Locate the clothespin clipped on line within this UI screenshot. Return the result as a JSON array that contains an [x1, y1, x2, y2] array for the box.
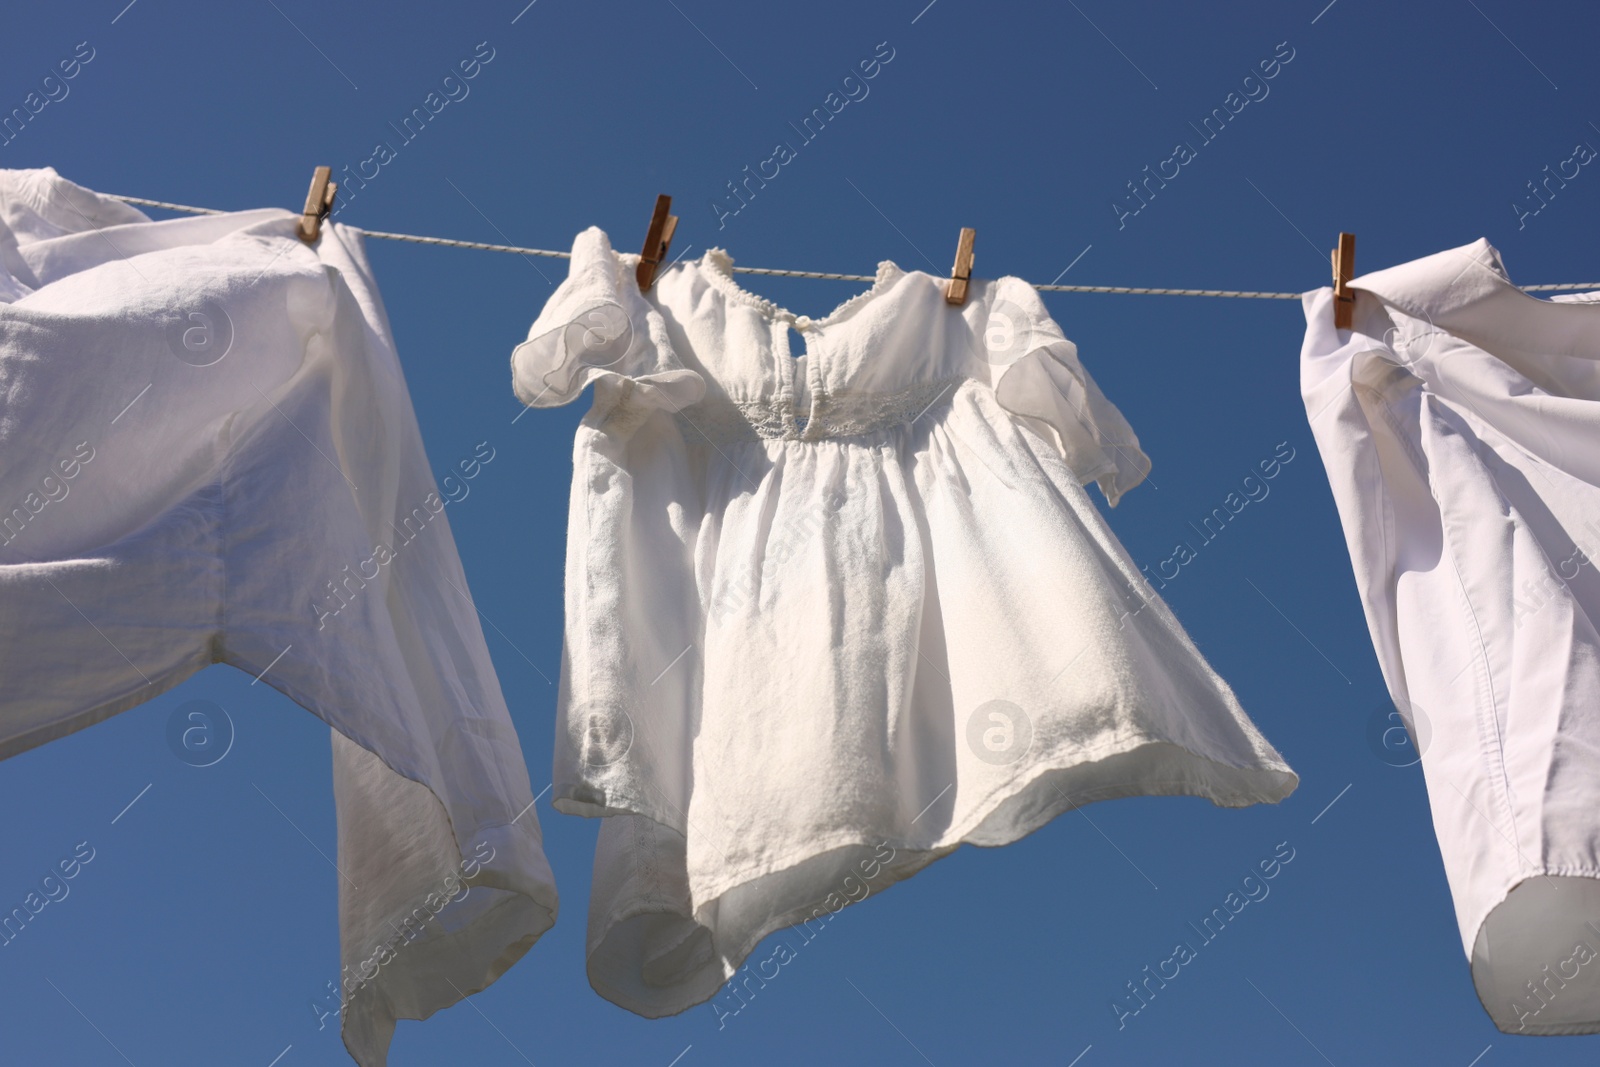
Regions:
[[637, 194, 679, 292], [946, 227, 976, 306], [1331, 232, 1355, 329], [297, 166, 337, 244]]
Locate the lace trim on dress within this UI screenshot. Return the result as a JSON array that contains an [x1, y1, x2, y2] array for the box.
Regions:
[[675, 377, 964, 444], [699, 248, 903, 328]]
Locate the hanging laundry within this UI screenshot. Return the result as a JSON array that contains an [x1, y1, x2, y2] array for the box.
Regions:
[[0, 168, 557, 1066], [1301, 238, 1600, 1034], [514, 226, 1297, 1017]]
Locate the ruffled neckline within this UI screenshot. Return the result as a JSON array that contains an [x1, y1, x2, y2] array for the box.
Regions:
[[697, 247, 903, 329]]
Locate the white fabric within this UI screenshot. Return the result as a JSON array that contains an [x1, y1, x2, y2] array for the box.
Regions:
[[515, 227, 1298, 1017], [0, 168, 557, 1065], [1301, 238, 1600, 1034]]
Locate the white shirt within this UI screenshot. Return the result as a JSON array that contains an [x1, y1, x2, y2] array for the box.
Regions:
[[0, 168, 558, 1065], [1302, 238, 1600, 1034], [516, 227, 1297, 1017]]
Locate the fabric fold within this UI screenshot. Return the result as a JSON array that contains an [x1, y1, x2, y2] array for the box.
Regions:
[[984, 277, 1150, 506], [517, 228, 1296, 1020], [0, 167, 557, 1066], [1300, 237, 1600, 1035], [511, 227, 704, 418]]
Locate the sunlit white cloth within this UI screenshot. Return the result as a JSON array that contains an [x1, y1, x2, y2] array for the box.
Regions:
[[0, 168, 557, 1065], [516, 227, 1297, 1016], [1302, 238, 1600, 1034]]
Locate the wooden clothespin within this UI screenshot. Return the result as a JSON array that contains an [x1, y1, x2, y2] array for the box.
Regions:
[[297, 166, 337, 244], [946, 227, 976, 306], [636, 194, 679, 292], [1331, 232, 1356, 329]]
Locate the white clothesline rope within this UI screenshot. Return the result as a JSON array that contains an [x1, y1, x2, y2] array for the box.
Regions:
[[106, 193, 1600, 299]]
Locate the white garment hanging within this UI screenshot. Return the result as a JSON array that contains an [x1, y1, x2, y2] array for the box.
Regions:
[[1301, 238, 1600, 1034], [515, 227, 1297, 1017], [0, 168, 557, 1066]]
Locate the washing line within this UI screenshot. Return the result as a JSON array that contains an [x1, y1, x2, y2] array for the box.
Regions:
[[106, 193, 1599, 300]]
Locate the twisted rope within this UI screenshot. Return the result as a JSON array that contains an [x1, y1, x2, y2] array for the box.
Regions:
[[104, 194, 1598, 298]]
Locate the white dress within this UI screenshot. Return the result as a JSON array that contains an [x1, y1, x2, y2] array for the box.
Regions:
[[0, 168, 557, 1066], [515, 227, 1297, 1016], [1302, 239, 1600, 1035]]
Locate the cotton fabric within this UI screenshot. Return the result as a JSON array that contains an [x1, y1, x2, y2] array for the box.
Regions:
[[0, 168, 557, 1065], [1301, 238, 1600, 1034], [516, 227, 1297, 1016]]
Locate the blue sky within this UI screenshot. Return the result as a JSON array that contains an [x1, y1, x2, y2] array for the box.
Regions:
[[3, 0, 1599, 1064]]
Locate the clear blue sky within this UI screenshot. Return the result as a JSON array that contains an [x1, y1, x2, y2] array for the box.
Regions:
[[3, 1, 1599, 1064]]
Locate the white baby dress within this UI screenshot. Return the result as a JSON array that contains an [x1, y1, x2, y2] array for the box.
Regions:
[[514, 227, 1298, 1016], [1302, 239, 1600, 1034], [0, 168, 557, 1065]]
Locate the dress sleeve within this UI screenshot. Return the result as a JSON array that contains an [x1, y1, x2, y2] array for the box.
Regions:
[[511, 226, 704, 414], [982, 276, 1151, 506]]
